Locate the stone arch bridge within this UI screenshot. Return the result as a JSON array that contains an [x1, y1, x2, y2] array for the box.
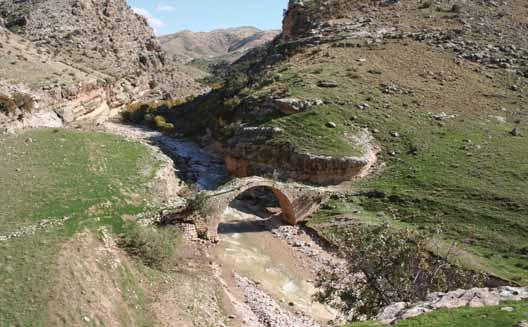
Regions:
[[191, 177, 330, 240]]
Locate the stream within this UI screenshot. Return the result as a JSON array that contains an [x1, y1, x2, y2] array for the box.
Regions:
[[103, 122, 339, 327]]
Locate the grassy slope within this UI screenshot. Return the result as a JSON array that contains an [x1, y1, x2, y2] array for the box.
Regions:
[[0, 129, 160, 325], [347, 300, 528, 327], [256, 39, 528, 284]]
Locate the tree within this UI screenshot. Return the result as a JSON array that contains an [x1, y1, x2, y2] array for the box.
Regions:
[[315, 223, 484, 320]]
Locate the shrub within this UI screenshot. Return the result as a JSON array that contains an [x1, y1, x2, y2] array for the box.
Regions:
[[0, 95, 17, 115], [144, 113, 154, 122], [315, 223, 485, 320], [163, 122, 175, 132], [451, 4, 463, 13], [153, 115, 166, 129], [118, 225, 178, 271], [418, 0, 432, 9], [122, 102, 152, 123], [11, 92, 34, 113]]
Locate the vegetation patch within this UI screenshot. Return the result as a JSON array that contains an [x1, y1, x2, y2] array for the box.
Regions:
[[0, 92, 33, 115], [316, 223, 485, 320], [118, 224, 180, 271]]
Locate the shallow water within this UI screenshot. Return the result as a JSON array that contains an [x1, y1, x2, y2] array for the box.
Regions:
[[216, 207, 337, 323]]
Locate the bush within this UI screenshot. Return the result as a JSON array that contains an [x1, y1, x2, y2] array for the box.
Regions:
[[0, 95, 17, 115], [118, 225, 178, 271], [315, 223, 485, 320], [11, 92, 34, 113], [153, 115, 166, 129], [122, 102, 153, 123], [163, 122, 175, 132], [144, 113, 154, 122]]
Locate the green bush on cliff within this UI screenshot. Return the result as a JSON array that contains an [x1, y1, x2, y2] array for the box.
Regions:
[[0, 95, 17, 115], [11, 92, 34, 113]]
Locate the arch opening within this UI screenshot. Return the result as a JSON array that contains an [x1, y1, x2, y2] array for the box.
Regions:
[[217, 185, 296, 235]]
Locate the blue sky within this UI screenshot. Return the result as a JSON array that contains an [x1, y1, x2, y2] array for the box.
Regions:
[[127, 0, 286, 35]]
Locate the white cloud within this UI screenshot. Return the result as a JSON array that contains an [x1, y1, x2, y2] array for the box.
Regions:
[[156, 3, 176, 12], [132, 7, 165, 30]]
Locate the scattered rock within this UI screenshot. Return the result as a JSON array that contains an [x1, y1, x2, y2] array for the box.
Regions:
[[326, 121, 337, 128], [433, 112, 457, 121], [376, 302, 408, 324], [272, 98, 322, 114], [511, 128, 522, 136], [377, 287, 528, 324], [515, 321, 528, 327], [317, 80, 339, 88], [390, 131, 400, 138]]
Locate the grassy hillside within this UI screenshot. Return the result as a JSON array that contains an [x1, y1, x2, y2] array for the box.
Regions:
[[347, 300, 528, 327], [291, 40, 528, 284], [0, 129, 160, 324], [146, 20, 528, 285]]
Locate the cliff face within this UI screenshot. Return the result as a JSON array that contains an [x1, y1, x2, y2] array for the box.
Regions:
[[282, 0, 357, 40], [0, 0, 203, 129]]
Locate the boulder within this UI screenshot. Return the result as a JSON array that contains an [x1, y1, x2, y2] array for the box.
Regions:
[[317, 80, 339, 88], [376, 302, 407, 324]]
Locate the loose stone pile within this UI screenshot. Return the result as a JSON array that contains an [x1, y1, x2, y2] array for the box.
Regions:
[[376, 286, 528, 324], [236, 274, 321, 327], [0, 216, 71, 241]]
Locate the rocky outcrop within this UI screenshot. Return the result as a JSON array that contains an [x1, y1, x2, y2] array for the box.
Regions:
[[224, 127, 378, 185], [0, 0, 203, 129], [376, 287, 528, 324]]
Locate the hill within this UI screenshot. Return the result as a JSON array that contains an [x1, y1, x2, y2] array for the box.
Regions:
[[138, 0, 528, 288], [159, 26, 280, 64]]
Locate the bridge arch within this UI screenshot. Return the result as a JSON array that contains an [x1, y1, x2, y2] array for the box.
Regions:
[[224, 185, 297, 225], [198, 177, 328, 240]]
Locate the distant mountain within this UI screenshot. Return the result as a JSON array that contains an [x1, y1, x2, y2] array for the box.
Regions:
[[159, 27, 280, 64]]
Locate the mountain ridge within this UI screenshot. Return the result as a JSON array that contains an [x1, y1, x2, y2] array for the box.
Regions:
[[159, 26, 280, 64]]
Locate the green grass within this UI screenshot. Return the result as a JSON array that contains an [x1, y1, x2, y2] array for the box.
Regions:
[[0, 128, 162, 325], [269, 104, 367, 157], [271, 42, 528, 285], [346, 301, 528, 327]]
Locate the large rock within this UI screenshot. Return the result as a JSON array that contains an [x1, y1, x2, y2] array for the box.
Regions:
[[224, 127, 378, 185], [377, 287, 528, 324], [271, 97, 323, 115], [376, 302, 407, 324]]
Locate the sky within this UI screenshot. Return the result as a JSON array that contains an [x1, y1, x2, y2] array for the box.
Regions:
[[127, 0, 286, 36]]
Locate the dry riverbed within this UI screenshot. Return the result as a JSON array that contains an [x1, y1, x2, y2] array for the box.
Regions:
[[101, 121, 345, 326]]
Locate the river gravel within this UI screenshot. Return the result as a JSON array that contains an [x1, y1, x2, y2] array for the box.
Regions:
[[236, 274, 321, 327]]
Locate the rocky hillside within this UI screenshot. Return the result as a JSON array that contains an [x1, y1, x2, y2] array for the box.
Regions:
[[159, 26, 280, 64], [0, 0, 203, 130]]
